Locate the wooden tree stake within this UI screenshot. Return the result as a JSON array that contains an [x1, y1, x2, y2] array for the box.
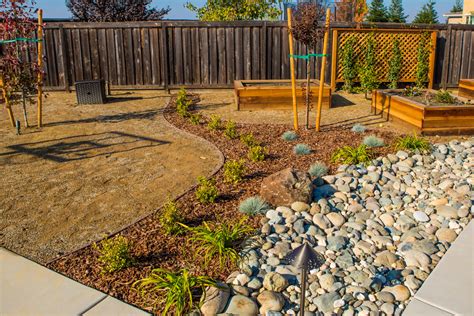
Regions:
[[37, 9, 44, 128], [287, 8, 298, 131], [1, 75, 16, 127], [316, 8, 331, 132]]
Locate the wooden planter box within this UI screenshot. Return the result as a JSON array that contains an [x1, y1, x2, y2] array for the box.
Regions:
[[459, 79, 474, 100], [234, 80, 332, 111], [372, 89, 474, 135]]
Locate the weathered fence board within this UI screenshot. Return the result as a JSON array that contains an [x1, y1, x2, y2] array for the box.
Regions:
[[36, 21, 473, 90]]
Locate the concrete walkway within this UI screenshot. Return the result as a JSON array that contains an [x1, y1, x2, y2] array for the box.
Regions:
[[404, 220, 473, 316], [0, 248, 150, 316]]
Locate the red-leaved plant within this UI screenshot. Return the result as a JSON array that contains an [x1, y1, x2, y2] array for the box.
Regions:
[[0, 0, 43, 112]]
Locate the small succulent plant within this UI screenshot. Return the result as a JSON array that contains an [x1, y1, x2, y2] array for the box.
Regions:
[[308, 162, 328, 178], [238, 196, 270, 215], [351, 123, 366, 133], [281, 131, 298, 141], [293, 143, 311, 155], [363, 135, 385, 147]]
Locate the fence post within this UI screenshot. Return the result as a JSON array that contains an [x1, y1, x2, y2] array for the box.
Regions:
[[160, 22, 170, 94], [261, 21, 267, 80], [441, 25, 452, 90], [59, 24, 70, 92]]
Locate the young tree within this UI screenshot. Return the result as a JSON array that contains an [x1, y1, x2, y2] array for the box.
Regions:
[[413, 0, 439, 24], [186, 0, 281, 21], [451, 0, 463, 12], [290, 0, 326, 128], [359, 34, 379, 99], [0, 0, 43, 127], [388, 0, 408, 23], [66, 0, 170, 21], [367, 0, 388, 22]]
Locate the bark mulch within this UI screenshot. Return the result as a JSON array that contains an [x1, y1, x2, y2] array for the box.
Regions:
[[48, 95, 400, 314]]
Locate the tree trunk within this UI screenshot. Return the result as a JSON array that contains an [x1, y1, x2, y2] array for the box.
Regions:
[[21, 91, 29, 127], [305, 57, 311, 129]]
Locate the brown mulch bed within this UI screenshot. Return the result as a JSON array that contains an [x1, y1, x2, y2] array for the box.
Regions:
[[48, 96, 400, 314]]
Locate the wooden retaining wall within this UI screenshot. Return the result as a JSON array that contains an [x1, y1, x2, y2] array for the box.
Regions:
[[26, 22, 474, 90]]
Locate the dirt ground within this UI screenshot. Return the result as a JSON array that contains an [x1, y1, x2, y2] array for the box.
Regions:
[[0, 91, 222, 263]]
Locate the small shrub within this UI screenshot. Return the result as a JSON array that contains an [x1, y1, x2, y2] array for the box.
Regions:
[[189, 113, 202, 125], [247, 145, 267, 162], [281, 131, 298, 141], [342, 36, 357, 92], [195, 176, 218, 203], [240, 133, 259, 147], [180, 217, 253, 267], [403, 85, 422, 97], [351, 123, 366, 133], [363, 135, 385, 147], [159, 199, 184, 235], [94, 236, 133, 273], [224, 120, 239, 139], [434, 90, 455, 104], [394, 133, 430, 151], [293, 143, 311, 155], [207, 114, 221, 131], [331, 144, 373, 165], [176, 88, 191, 117], [223, 159, 246, 184], [308, 162, 328, 178], [238, 196, 269, 215], [133, 268, 216, 315]]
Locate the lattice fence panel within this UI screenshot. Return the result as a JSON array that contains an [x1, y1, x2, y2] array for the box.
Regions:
[[334, 29, 436, 83]]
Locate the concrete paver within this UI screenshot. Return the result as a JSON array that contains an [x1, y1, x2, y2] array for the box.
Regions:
[[404, 220, 473, 316], [0, 248, 149, 316]]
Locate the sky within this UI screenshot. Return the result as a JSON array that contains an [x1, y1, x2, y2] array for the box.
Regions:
[[36, 0, 456, 22]]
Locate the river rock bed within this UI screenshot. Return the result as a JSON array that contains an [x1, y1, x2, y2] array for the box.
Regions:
[[202, 139, 473, 315]]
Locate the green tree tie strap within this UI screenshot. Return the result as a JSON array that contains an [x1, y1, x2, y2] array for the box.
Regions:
[[289, 53, 328, 59], [0, 37, 42, 44]]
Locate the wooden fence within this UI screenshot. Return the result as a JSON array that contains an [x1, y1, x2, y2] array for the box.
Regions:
[[40, 21, 474, 90]]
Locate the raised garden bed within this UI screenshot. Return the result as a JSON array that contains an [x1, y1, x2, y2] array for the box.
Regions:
[[372, 89, 474, 135], [458, 79, 474, 100], [234, 79, 332, 111]]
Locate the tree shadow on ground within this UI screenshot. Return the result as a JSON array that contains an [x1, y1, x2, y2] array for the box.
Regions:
[[1, 131, 170, 163], [45, 109, 164, 127]]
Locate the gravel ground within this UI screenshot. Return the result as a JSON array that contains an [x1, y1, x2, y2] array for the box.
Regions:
[[0, 91, 222, 263]]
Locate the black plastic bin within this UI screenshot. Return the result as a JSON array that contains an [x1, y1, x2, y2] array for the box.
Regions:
[[75, 79, 107, 104]]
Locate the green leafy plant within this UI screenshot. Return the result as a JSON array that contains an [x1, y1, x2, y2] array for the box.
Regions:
[[186, 0, 281, 22], [394, 133, 430, 151], [359, 34, 379, 98], [224, 120, 239, 139], [195, 176, 218, 203], [388, 37, 402, 89], [133, 268, 216, 316], [207, 114, 222, 131], [159, 199, 184, 235], [308, 162, 328, 178], [223, 159, 246, 184], [240, 132, 259, 147], [434, 90, 455, 104], [403, 85, 422, 97], [176, 88, 192, 117], [331, 144, 373, 165], [180, 217, 253, 267], [93, 236, 133, 273], [415, 32, 431, 88], [281, 131, 298, 141], [189, 113, 202, 125], [342, 36, 358, 92], [248, 145, 267, 162], [351, 123, 366, 133], [238, 196, 270, 215], [294, 143, 311, 155], [363, 135, 385, 147]]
